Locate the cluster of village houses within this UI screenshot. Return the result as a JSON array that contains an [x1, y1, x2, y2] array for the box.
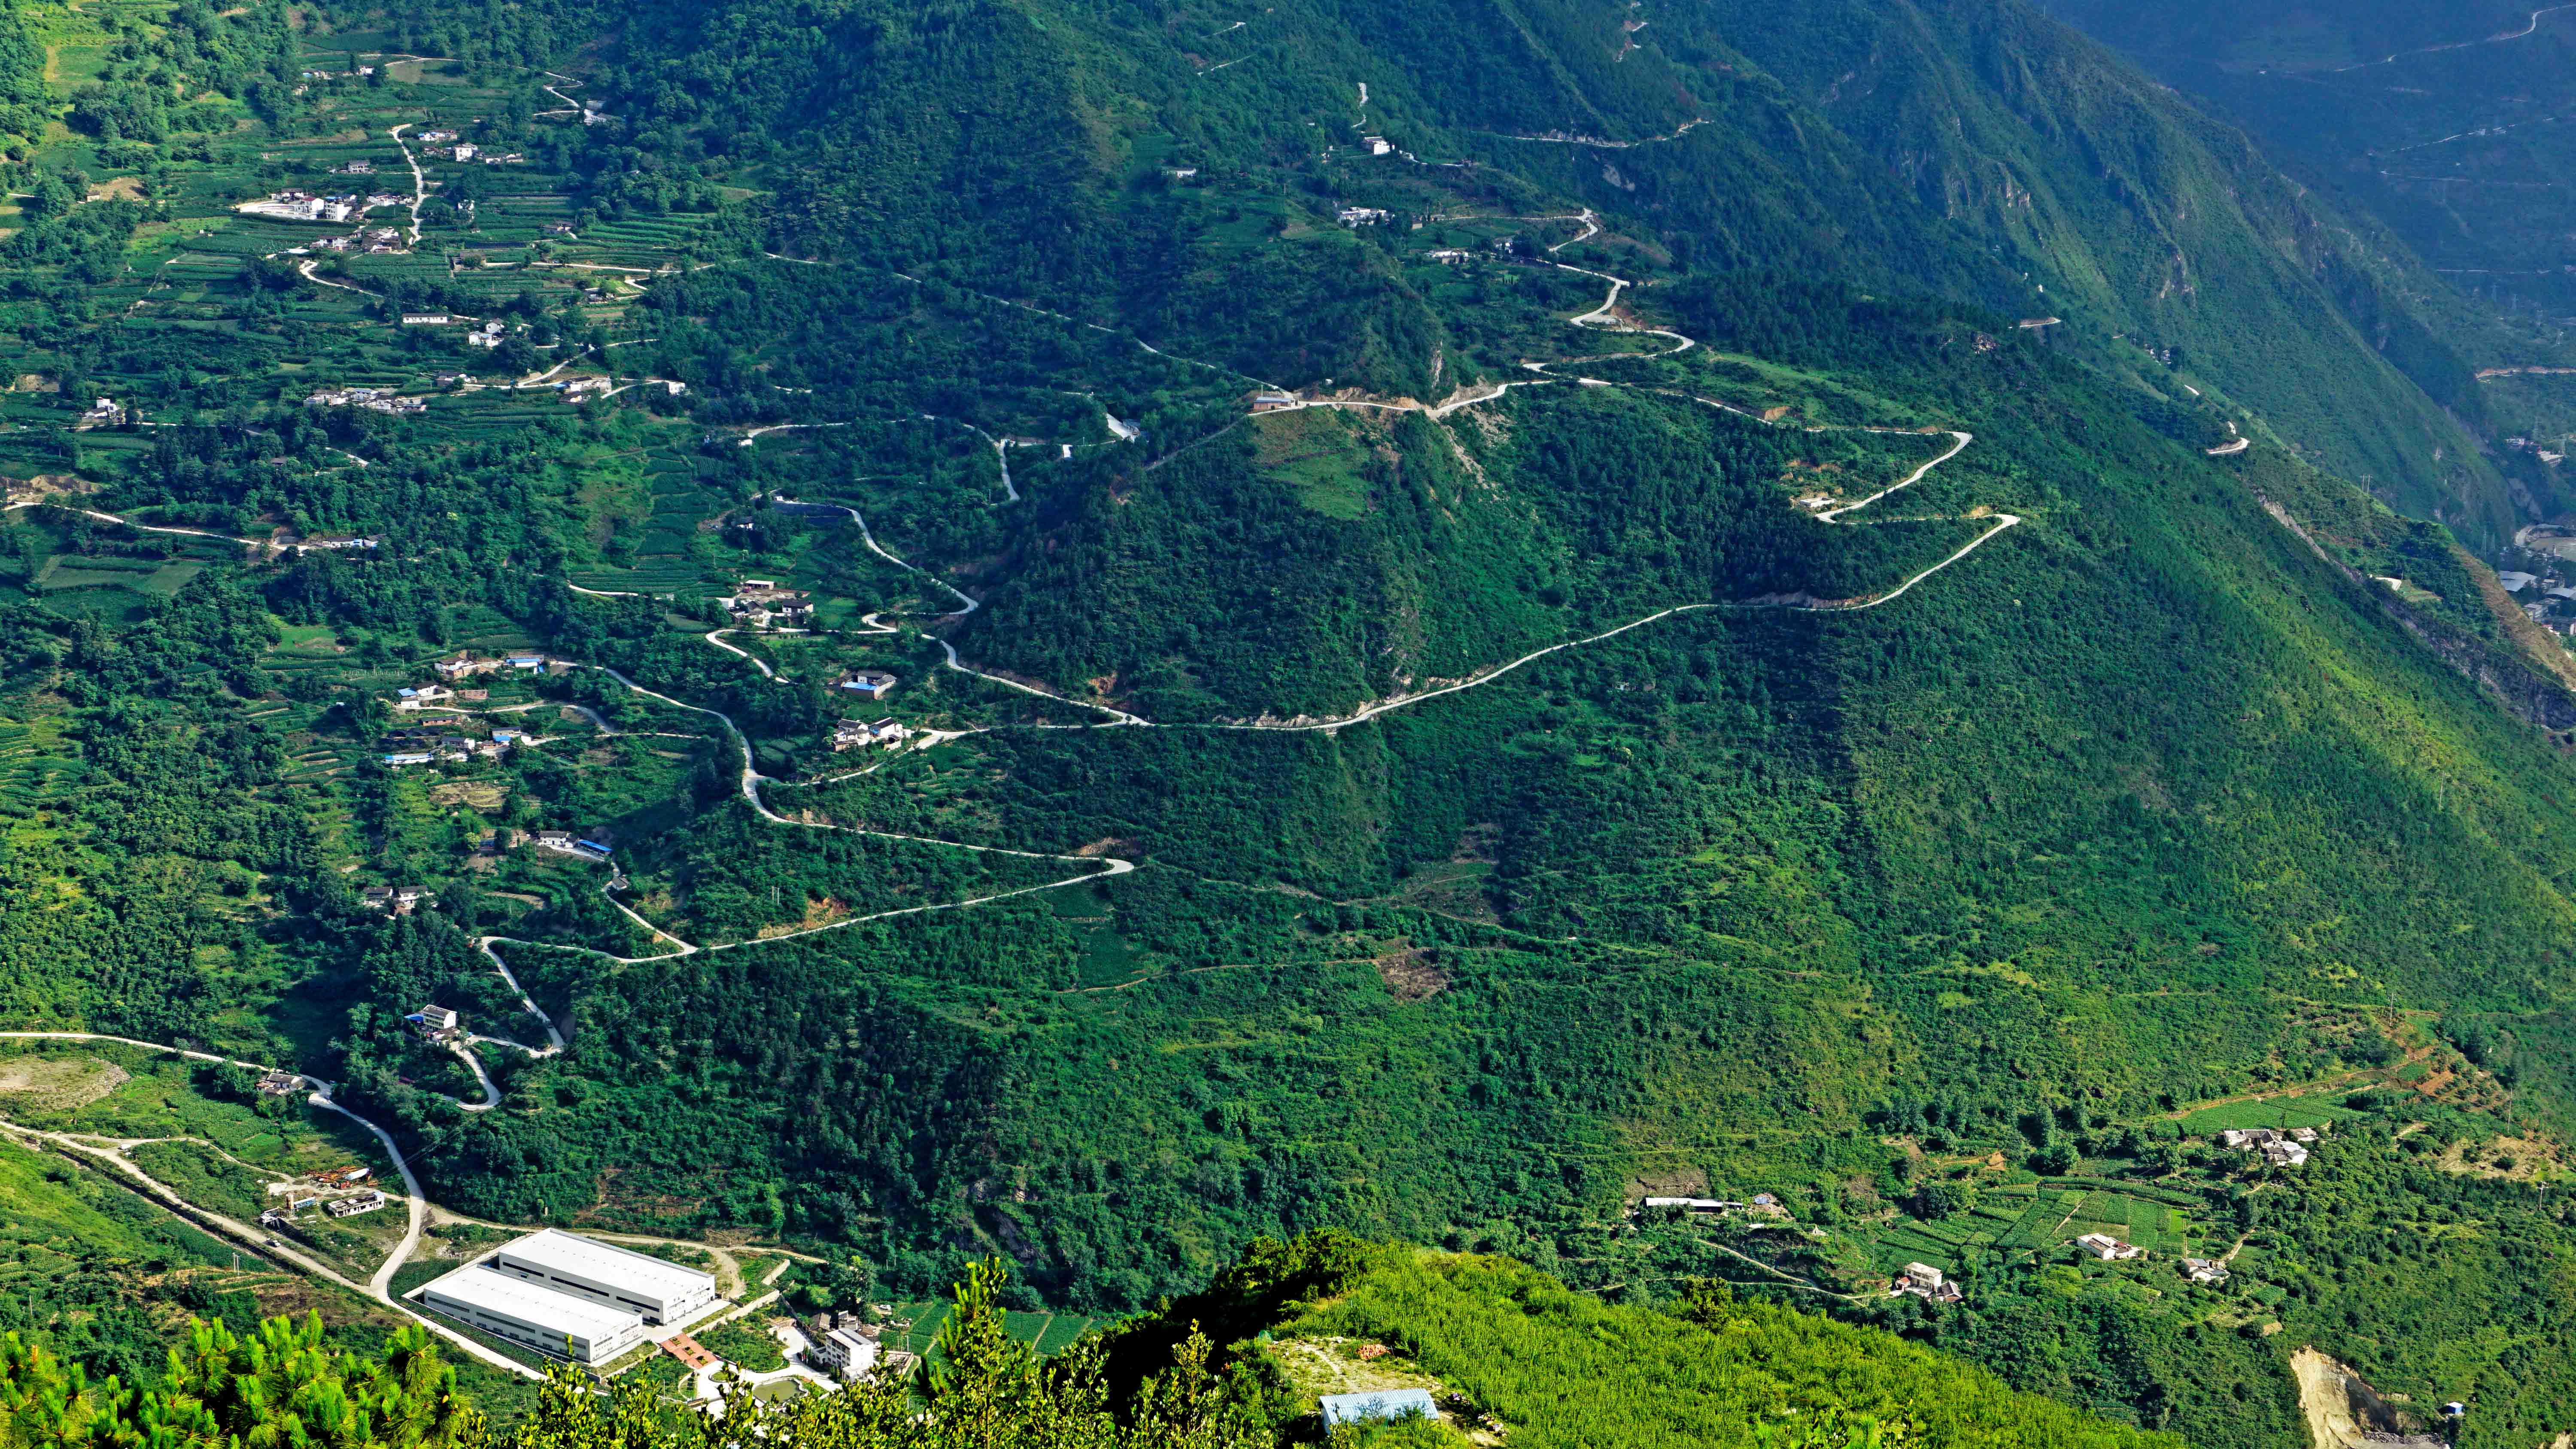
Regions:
[[2218, 1126, 2318, 1167], [373, 366, 647, 404], [242, 189, 408, 224], [377, 659, 560, 765], [378, 720, 521, 766], [240, 185, 416, 256], [1891, 1262, 1966, 1303], [256, 1162, 387, 1230], [830, 717, 907, 752], [307, 386, 427, 415], [415, 130, 528, 164], [1889, 1243, 2229, 1306], [372, 642, 913, 854], [1651, 1123, 2323, 1308], [533, 831, 615, 862], [307, 227, 409, 255], [2488, 568, 2576, 637], [2505, 434, 2566, 467], [361, 884, 435, 914], [1425, 237, 1547, 267], [425, 653, 556, 682], [722, 580, 814, 629], [828, 671, 908, 752], [1887, 1130, 2324, 1298]]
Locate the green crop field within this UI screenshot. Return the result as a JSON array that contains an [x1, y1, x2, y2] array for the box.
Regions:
[[2178, 1097, 2369, 1135]]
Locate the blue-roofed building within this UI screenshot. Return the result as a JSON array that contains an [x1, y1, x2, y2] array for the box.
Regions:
[[1318, 1389, 1439, 1430]]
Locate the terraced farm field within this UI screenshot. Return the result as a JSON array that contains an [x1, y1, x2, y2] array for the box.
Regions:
[[2178, 1095, 2369, 1136], [878, 1300, 1100, 1362]]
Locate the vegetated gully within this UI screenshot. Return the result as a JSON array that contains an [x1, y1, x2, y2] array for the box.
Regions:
[[2, 219, 2015, 1376]]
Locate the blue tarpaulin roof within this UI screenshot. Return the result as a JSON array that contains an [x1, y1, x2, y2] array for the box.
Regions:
[[1318, 1389, 1438, 1428]]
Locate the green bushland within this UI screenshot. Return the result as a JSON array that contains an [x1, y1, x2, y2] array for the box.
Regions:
[[2, 1243, 2179, 1448], [1240, 1240, 2175, 1449], [696, 1317, 785, 1374]]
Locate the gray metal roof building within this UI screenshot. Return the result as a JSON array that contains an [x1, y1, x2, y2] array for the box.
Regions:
[[419, 1263, 649, 1364], [489, 1228, 720, 1325]]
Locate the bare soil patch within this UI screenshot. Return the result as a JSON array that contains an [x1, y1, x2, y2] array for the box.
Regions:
[[0, 1055, 127, 1110], [1375, 946, 1451, 1001], [2438, 1133, 2560, 1182], [756, 896, 848, 938], [427, 781, 506, 809], [2291, 1347, 2445, 1449]]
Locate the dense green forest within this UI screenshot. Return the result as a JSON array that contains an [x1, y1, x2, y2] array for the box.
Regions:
[[3, 0, 2576, 1442]]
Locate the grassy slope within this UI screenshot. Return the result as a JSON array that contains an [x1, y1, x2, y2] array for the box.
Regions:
[[2034, 0, 2576, 517], [1282, 1249, 2180, 1448]]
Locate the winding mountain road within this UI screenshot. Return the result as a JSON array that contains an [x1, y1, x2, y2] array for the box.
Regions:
[[0, 205, 2036, 1355], [703, 629, 775, 677], [2330, 3, 2576, 69], [0, 1031, 542, 1381], [298, 260, 383, 298], [389, 124, 428, 245], [3, 500, 271, 551]]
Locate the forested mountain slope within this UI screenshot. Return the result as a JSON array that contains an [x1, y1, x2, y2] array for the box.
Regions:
[[3, 0, 2576, 1443], [1677, 0, 2538, 539], [433, 0, 2556, 543], [2035, 0, 2576, 527], [2038, 0, 2576, 326]]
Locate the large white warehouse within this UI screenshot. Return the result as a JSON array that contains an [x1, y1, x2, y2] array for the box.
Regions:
[[490, 1228, 720, 1325], [419, 1262, 649, 1364]]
